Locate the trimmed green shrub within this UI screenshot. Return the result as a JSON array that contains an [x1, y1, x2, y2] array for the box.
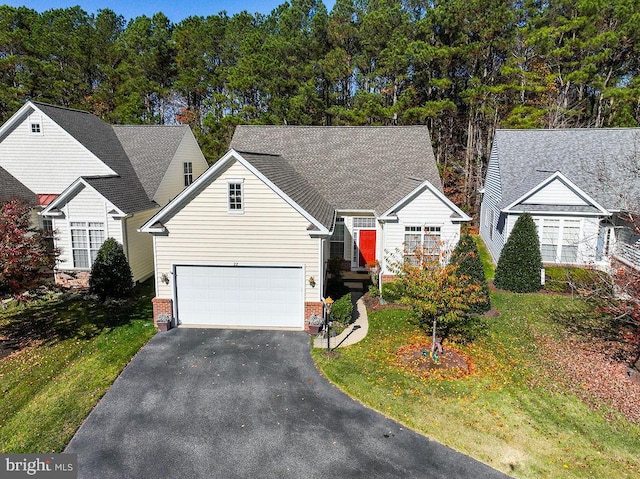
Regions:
[[330, 293, 353, 324], [381, 281, 405, 303], [544, 266, 611, 295], [89, 238, 133, 301], [450, 234, 491, 312], [494, 213, 542, 292]]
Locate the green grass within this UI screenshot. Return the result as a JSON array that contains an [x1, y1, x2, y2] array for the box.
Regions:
[[0, 282, 156, 452], [312, 292, 640, 478], [473, 234, 495, 281]]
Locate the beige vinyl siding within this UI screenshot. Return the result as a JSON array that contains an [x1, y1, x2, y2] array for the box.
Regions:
[[55, 186, 123, 270], [124, 208, 158, 282], [154, 160, 321, 303], [382, 186, 462, 274], [0, 112, 113, 194], [522, 178, 589, 206], [154, 131, 209, 206]]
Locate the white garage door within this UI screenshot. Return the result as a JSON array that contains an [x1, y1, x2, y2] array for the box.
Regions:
[[174, 265, 304, 329]]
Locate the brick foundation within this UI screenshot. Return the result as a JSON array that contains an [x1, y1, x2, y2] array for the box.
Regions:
[[152, 297, 173, 327], [304, 301, 324, 332], [380, 274, 397, 284]]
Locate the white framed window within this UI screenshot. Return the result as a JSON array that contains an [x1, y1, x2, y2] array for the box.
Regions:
[[228, 180, 244, 213], [183, 162, 193, 186], [330, 218, 345, 258], [30, 122, 42, 134], [41, 217, 54, 251], [535, 217, 581, 263], [70, 221, 105, 268], [404, 226, 441, 263], [353, 217, 376, 228]]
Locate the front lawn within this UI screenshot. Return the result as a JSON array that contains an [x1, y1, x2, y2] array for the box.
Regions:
[[0, 282, 156, 452], [312, 292, 640, 478]]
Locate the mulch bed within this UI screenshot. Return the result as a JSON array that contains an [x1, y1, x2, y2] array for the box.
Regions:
[[396, 343, 473, 380], [362, 294, 409, 312]]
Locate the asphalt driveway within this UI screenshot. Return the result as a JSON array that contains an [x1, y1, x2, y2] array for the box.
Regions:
[[66, 328, 507, 478]]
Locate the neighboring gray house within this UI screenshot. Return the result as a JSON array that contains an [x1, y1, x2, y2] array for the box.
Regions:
[[141, 126, 470, 329], [480, 128, 640, 270], [0, 101, 208, 285]]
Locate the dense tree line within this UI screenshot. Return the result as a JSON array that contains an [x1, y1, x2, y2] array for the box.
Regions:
[[1, 0, 639, 216]]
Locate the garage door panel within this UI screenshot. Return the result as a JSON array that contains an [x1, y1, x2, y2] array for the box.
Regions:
[[175, 265, 303, 329]]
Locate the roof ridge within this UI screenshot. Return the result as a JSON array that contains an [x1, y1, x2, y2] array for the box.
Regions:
[[30, 101, 94, 115], [112, 124, 188, 128], [497, 127, 640, 132]]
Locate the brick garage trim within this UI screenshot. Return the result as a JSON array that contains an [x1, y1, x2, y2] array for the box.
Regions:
[[304, 302, 323, 332], [152, 297, 173, 327]]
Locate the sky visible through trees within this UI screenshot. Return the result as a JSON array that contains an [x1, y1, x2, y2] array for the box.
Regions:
[[1, 0, 638, 216]]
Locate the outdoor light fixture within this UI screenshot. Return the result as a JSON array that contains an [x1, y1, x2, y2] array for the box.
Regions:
[[323, 297, 334, 351], [160, 272, 170, 285], [308, 276, 316, 288]]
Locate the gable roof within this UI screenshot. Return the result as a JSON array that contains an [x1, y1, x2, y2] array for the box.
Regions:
[[238, 152, 335, 230], [113, 125, 190, 201], [15, 101, 186, 214], [230, 126, 443, 216], [492, 128, 640, 212], [0, 165, 37, 205], [140, 149, 334, 234]]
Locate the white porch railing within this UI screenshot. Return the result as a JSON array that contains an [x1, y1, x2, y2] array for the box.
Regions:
[[613, 242, 640, 270]]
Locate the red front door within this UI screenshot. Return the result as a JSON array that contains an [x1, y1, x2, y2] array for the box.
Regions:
[[358, 230, 377, 267]]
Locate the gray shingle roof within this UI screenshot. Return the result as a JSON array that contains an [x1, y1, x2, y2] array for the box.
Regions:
[[113, 125, 189, 201], [239, 152, 335, 230], [0, 165, 37, 205], [31, 102, 159, 213], [493, 128, 640, 211], [230, 126, 441, 217]]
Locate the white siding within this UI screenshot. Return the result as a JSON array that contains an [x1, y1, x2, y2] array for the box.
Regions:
[[124, 208, 158, 282], [0, 112, 113, 194], [154, 130, 209, 206], [505, 214, 602, 266], [480, 154, 505, 263], [153, 160, 321, 304], [54, 186, 123, 270], [382, 186, 462, 274], [522, 178, 589, 206]]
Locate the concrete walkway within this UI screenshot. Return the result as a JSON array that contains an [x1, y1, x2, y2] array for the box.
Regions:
[[313, 293, 368, 349]]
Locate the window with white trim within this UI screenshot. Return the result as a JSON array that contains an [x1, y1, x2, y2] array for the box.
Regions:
[[30, 122, 41, 134], [70, 221, 105, 268], [228, 181, 243, 212], [330, 218, 345, 258], [41, 217, 54, 252], [353, 217, 376, 228], [535, 217, 581, 263], [404, 226, 441, 263], [183, 162, 193, 186]]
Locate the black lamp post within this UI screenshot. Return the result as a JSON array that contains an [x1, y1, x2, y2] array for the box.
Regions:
[[323, 297, 334, 351]]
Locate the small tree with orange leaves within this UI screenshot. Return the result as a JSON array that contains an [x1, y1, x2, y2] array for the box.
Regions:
[[390, 244, 487, 351]]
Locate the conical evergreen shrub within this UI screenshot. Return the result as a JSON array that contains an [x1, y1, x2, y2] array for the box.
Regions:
[[450, 233, 491, 312], [89, 238, 133, 300], [494, 213, 542, 292]]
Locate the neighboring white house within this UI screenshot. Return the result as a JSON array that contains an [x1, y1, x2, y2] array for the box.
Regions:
[[480, 128, 640, 270], [141, 126, 470, 330], [0, 101, 208, 285]]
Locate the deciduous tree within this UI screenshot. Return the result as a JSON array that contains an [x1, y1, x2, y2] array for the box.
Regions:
[[0, 199, 57, 293]]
